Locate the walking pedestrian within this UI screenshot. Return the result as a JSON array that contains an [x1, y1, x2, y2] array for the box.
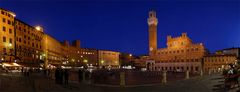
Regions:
[[64, 69, 69, 85]]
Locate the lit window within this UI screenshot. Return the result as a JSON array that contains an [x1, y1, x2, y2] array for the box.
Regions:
[[9, 38, 12, 43], [3, 36, 6, 42], [40, 56, 42, 60], [7, 20, 11, 25], [9, 29, 12, 34], [2, 26, 6, 31], [2, 18, 6, 23]]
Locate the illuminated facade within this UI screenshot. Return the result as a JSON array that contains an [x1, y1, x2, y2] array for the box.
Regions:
[[43, 37, 99, 67], [0, 8, 120, 68], [77, 48, 98, 67], [98, 50, 120, 67], [43, 35, 67, 67], [215, 47, 240, 58], [147, 10, 207, 72], [0, 8, 15, 62], [15, 20, 45, 66], [203, 54, 237, 72]]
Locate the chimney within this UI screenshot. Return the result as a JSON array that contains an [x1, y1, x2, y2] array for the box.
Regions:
[[167, 35, 172, 41], [63, 40, 70, 46], [72, 40, 81, 48], [182, 33, 187, 37]]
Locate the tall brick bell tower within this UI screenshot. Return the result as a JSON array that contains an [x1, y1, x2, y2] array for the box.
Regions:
[[148, 10, 158, 58]]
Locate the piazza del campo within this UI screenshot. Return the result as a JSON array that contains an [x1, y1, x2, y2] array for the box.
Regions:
[[0, 0, 239, 92]]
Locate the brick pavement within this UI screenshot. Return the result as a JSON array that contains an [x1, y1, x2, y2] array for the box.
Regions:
[[0, 72, 239, 92]]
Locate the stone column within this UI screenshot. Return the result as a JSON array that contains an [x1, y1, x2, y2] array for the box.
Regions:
[[120, 72, 125, 87], [185, 70, 189, 79], [162, 71, 167, 83], [208, 69, 211, 75], [200, 69, 203, 77]]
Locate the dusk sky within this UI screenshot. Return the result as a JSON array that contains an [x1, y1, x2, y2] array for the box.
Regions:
[[0, 0, 239, 55]]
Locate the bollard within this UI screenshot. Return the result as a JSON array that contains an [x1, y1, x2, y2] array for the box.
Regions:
[[185, 70, 189, 79], [162, 71, 167, 83], [120, 72, 125, 87], [82, 71, 86, 83], [200, 70, 203, 77], [208, 70, 211, 75]]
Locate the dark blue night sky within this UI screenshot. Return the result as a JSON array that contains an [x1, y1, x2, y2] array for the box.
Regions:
[[0, 0, 239, 55]]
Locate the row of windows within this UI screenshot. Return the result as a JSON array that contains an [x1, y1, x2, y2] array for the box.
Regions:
[[2, 36, 13, 43], [68, 50, 96, 55], [204, 58, 234, 62], [16, 36, 41, 42], [102, 52, 118, 55], [82, 52, 95, 55], [19, 33, 42, 41], [15, 21, 35, 30], [16, 48, 43, 58], [2, 48, 13, 54], [158, 48, 199, 55], [169, 41, 186, 47], [17, 52, 42, 58], [16, 42, 42, 49], [2, 18, 14, 25], [157, 59, 200, 63], [2, 26, 13, 34], [153, 66, 199, 71], [1, 10, 14, 18], [2, 27, 42, 43]]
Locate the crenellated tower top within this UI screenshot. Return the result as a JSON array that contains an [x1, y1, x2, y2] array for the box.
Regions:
[[147, 10, 158, 26]]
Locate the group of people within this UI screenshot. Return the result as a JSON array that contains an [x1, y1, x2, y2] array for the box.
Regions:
[[22, 67, 33, 77], [223, 64, 240, 89], [78, 69, 91, 83], [55, 68, 69, 85]]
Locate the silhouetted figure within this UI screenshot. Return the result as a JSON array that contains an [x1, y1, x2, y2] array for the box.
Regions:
[[85, 70, 91, 84], [26, 68, 30, 77], [59, 69, 64, 84], [64, 69, 69, 85], [78, 69, 83, 83], [47, 69, 51, 77], [55, 68, 60, 84], [21, 67, 24, 74]]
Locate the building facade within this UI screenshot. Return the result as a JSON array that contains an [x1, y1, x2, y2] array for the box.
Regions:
[[0, 8, 122, 69], [0, 8, 15, 62], [15, 20, 45, 66], [215, 47, 240, 58], [98, 50, 120, 67], [147, 11, 207, 72], [203, 54, 237, 72], [149, 33, 206, 72], [43, 35, 67, 67]]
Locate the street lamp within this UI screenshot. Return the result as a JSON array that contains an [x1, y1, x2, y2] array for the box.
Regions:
[[35, 26, 41, 31], [101, 60, 104, 64], [9, 43, 12, 47], [7, 43, 13, 62], [83, 59, 88, 63]]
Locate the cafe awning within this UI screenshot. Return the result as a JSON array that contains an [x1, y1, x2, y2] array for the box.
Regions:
[[2, 62, 21, 67]]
